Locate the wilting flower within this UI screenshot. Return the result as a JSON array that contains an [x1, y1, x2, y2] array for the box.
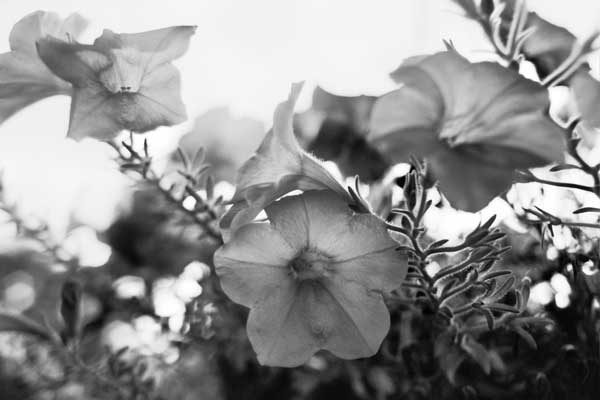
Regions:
[[219, 83, 352, 238], [369, 49, 565, 212], [37, 25, 196, 140], [214, 190, 407, 367], [0, 10, 87, 124]]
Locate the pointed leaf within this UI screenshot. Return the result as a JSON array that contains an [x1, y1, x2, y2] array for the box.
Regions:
[[0, 312, 55, 342]]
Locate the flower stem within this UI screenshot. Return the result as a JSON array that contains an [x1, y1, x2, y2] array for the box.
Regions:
[[110, 139, 223, 244]]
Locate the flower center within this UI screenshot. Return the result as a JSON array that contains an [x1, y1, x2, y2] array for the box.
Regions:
[[289, 249, 332, 281]]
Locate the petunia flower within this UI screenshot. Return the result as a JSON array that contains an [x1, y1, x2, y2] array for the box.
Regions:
[[219, 83, 352, 239], [0, 10, 87, 124], [369, 49, 565, 212], [214, 190, 407, 367], [36, 25, 196, 140]]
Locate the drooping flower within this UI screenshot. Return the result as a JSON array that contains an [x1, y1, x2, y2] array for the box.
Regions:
[[214, 190, 407, 367], [0, 11, 87, 124], [37, 25, 196, 140], [219, 83, 352, 238], [369, 49, 565, 212]]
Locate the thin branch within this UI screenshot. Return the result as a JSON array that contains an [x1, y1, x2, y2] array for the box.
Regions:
[[111, 139, 223, 244]]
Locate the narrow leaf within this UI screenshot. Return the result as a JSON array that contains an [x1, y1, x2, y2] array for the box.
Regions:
[[0, 313, 55, 342]]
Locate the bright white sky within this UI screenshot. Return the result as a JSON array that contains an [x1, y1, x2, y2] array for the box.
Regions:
[[0, 0, 598, 236]]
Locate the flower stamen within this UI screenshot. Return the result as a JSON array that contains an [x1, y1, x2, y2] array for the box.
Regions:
[[289, 249, 332, 281]]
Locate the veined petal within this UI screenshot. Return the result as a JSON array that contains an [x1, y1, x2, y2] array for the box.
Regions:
[[319, 276, 390, 359], [67, 86, 120, 140], [94, 26, 196, 70], [214, 222, 296, 306], [220, 83, 350, 237], [439, 61, 565, 161], [246, 281, 314, 367], [67, 65, 186, 140], [248, 278, 389, 367], [333, 246, 406, 293], [266, 191, 405, 274], [122, 64, 187, 132]]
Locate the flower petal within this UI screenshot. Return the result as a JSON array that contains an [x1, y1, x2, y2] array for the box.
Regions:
[[391, 50, 469, 118], [246, 281, 314, 367], [0, 52, 70, 122], [37, 37, 111, 86], [0, 11, 87, 124], [571, 71, 600, 129], [332, 245, 406, 293], [369, 62, 445, 162], [429, 146, 517, 212], [247, 278, 390, 367], [266, 191, 403, 266], [220, 83, 350, 238], [214, 222, 296, 306], [67, 86, 121, 140], [319, 277, 390, 359], [94, 26, 196, 70], [443, 61, 565, 161], [10, 11, 87, 56], [123, 64, 187, 132]]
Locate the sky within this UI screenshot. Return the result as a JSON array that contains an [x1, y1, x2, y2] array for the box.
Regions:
[[0, 0, 599, 236]]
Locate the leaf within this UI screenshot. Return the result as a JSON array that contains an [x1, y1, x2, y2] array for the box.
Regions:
[[479, 307, 495, 330], [484, 302, 520, 314], [550, 163, 581, 172], [481, 270, 512, 281], [0, 312, 55, 342], [60, 279, 82, 342], [429, 239, 449, 249], [490, 276, 516, 301], [461, 335, 492, 374], [513, 326, 538, 349], [435, 330, 466, 385], [573, 207, 600, 214]]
